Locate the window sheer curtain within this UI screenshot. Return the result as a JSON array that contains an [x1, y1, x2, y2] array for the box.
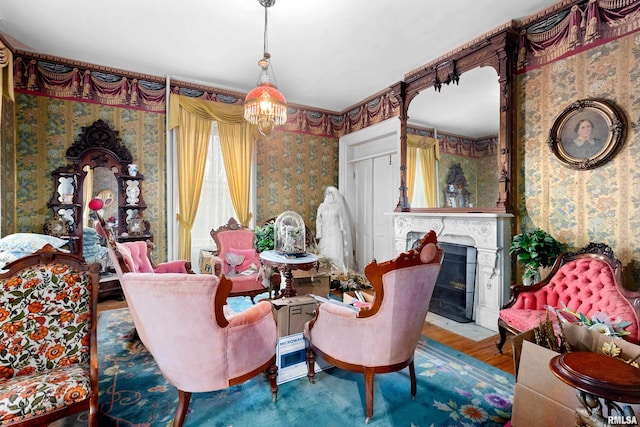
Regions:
[[407, 135, 439, 207], [168, 93, 257, 260]]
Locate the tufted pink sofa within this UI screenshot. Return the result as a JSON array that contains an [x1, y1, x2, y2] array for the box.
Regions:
[[497, 243, 640, 353]]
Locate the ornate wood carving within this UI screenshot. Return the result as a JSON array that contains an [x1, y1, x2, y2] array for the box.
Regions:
[[398, 24, 519, 213]]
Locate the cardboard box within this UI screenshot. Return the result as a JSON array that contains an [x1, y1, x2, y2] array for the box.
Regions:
[[271, 296, 317, 337], [510, 323, 640, 426], [198, 249, 216, 274], [276, 332, 332, 384], [292, 268, 331, 298]]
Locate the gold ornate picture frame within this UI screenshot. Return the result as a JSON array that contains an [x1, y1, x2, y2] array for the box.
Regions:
[[127, 215, 148, 236], [548, 98, 626, 170], [44, 216, 70, 237]]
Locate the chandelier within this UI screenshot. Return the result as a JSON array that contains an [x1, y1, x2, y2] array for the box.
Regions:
[[244, 0, 287, 136]]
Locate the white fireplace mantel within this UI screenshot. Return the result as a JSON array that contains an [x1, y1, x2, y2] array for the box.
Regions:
[[391, 212, 513, 331]]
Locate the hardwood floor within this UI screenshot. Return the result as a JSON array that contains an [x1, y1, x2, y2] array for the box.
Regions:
[[421, 321, 515, 375], [97, 299, 515, 375]]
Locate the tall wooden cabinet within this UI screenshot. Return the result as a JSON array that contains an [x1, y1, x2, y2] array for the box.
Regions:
[[46, 119, 152, 257]]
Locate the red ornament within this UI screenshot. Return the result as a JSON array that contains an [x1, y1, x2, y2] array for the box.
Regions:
[[88, 198, 104, 211]]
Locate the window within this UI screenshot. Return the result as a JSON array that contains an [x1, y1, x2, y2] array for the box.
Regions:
[[190, 123, 235, 270]]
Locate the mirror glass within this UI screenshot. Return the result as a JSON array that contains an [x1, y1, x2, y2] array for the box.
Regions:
[[406, 66, 500, 209], [57, 177, 75, 204], [82, 165, 119, 228]]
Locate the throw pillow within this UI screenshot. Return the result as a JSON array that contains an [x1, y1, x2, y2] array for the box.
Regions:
[[227, 248, 257, 274], [0, 233, 69, 253]]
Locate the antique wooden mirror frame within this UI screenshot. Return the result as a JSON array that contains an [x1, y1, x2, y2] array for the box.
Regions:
[[392, 24, 519, 213], [47, 119, 149, 256]]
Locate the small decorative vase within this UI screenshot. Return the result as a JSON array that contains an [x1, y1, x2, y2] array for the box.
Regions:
[[523, 269, 541, 286], [128, 163, 138, 176]]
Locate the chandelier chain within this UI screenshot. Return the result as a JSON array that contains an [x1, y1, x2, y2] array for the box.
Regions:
[[263, 2, 269, 56]]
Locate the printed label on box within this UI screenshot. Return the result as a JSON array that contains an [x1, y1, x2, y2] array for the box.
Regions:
[[276, 333, 331, 384]]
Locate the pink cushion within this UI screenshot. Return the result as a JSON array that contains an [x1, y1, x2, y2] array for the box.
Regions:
[[503, 258, 640, 343], [116, 241, 155, 273], [154, 260, 189, 273]]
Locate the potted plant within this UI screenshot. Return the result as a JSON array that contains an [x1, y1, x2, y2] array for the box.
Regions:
[[510, 228, 566, 285], [254, 222, 275, 252]]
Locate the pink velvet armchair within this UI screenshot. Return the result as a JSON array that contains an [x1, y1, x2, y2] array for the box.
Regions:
[[210, 218, 267, 302], [304, 231, 443, 423], [97, 214, 193, 279], [497, 242, 640, 353], [119, 272, 278, 427]]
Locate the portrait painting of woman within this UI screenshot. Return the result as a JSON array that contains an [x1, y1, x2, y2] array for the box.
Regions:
[[560, 113, 608, 159], [549, 98, 626, 170]]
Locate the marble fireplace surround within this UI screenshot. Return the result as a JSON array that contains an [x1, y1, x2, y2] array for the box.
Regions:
[[392, 212, 513, 331]]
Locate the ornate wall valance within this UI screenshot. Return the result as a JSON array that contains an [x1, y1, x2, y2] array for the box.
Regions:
[[408, 127, 497, 158], [517, 0, 640, 70], [9, 50, 401, 138]]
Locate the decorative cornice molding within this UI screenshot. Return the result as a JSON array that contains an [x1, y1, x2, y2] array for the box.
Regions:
[[404, 21, 516, 81]]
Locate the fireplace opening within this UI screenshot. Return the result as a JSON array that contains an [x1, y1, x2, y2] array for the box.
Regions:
[[406, 233, 478, 323], [431, 242, 477, 323]]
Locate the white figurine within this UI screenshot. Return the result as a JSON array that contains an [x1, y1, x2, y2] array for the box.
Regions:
[[316, 186, 355, 272]]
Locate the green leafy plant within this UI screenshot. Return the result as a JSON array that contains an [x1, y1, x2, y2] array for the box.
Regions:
[[254, 222, 275, 252], [510, 228, 566, 280]]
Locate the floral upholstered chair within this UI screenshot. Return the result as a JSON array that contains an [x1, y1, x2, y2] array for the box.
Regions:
[[119, 271, 278, 427], [304, 231, 443, 423], [497, 242, 640, 353], [210, 218, 267, 302], [0, 244, 100, 426]]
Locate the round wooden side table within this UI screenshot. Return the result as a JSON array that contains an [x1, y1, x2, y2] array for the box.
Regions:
[[550, 351, 640, 426], [259, 250, 318, 298]]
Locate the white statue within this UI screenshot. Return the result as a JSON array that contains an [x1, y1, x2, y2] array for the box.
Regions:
[[316, 186, 355, 273]]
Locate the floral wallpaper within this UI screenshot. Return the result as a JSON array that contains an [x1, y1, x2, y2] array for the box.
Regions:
[[1, 95, 15, 235], [11, 92, 337, 260], [516, 32, 640, 287], [438, 152, 498, 208], [255, 130, 339, 235], [13, 94, 168, 260]]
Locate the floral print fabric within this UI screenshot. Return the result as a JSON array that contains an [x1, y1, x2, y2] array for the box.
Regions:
[[0, 263, 92, 424]]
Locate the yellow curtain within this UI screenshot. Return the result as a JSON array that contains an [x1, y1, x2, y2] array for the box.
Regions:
[[407, 135, 440, 207], [407, 144, 417, 203], [83, 166, 94, 227], [168, 94, 256, 258], [0, 40, 14, 130], [175, 109, 212, 259], [218, 123, 253, 225]]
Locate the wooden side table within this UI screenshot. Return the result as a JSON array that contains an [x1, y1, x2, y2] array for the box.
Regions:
[[550, 352, 640, 426], [259, 250, 318, 298]]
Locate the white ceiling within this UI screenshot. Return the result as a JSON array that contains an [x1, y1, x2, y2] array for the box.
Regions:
[[0, 0, 559, 136]]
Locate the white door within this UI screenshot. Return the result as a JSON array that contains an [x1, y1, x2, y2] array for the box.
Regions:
[[339, 119, 401, 272], [372, 153, 398, 262], [352, 158, 373, 271]]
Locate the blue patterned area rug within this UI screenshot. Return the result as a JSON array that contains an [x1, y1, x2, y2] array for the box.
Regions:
[[73, 295, 515, 426]]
